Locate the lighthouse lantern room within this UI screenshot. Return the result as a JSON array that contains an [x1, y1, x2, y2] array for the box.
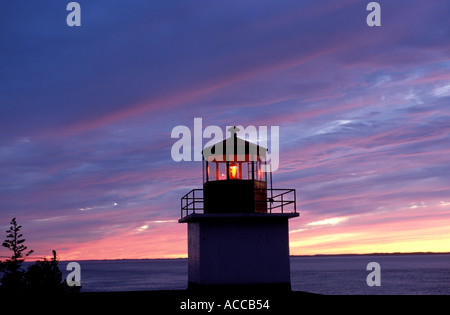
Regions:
[[202, 128, 269, 214]]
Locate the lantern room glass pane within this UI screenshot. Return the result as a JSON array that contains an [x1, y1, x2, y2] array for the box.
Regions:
[[241, 162, 250, 180], [218, 162, 227, 180], [206, 162, 216, 181]]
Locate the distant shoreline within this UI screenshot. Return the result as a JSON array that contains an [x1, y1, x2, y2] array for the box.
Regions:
[[49, 251, 450, 262], [291, 251, 450, 258]]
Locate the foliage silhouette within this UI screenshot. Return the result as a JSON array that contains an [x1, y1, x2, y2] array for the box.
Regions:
[[0, 218, 80, 295], [2, 217, 34, 261], [24, 250, 66, 294], [0, 217, 33, 293]]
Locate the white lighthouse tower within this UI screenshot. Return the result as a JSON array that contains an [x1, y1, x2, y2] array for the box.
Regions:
[[179, 129, 298, 290]]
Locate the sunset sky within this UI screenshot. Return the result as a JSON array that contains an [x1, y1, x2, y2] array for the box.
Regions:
[[1, 0, 450, 260]]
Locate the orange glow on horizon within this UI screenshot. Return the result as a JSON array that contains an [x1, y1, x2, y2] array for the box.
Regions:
[[47, 204, 450, 261]]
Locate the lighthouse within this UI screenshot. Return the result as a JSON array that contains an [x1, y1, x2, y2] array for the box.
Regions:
[[179, 128, 298, 290]]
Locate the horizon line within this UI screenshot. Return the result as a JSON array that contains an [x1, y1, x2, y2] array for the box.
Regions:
[[13, 251, 450, 262]]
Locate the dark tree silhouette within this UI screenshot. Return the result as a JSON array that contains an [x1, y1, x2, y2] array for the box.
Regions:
[[2, 217, 34, 262], [1, 218, 80, 295], [24, 250, 68, 293], [0, 217, 34, 293]]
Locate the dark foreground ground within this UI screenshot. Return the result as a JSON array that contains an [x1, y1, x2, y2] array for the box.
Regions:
[[8, 287, 318, 313], [4, 287, 438, 312], [78, 288, 317, 313]]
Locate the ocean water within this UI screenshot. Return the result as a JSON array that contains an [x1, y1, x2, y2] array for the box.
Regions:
[[60, 255, 450, 295], [290, 254, 450, 295]]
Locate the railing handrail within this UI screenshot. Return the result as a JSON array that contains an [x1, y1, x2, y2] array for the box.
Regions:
[[259, 188, 296, 213], [181, 189, 204, 218], [180, 188, 296, 218]]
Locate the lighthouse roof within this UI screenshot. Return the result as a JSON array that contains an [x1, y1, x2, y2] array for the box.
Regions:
[[202, 131, 267, 161]]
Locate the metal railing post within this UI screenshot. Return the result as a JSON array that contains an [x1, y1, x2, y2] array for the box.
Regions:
[[294, 189, 297, 213]]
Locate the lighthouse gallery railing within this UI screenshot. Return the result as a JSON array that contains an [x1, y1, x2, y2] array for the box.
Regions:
[[181, 188, 296, 218]]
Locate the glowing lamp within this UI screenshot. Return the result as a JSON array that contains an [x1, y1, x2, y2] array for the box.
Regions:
[[229, 163, 238, 179]]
